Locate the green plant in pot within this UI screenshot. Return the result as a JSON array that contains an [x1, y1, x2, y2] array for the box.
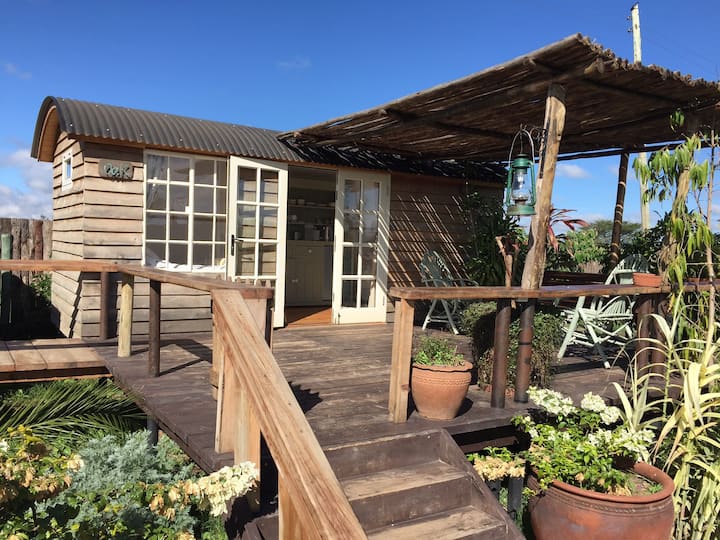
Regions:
[[411, 335, 473, 420], [513, 387, 674, 540]]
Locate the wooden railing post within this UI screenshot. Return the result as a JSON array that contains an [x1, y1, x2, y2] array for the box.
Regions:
[[279, 482, 306, 540], [99, 271, 110, 340], [514, 300, 535, 403], [389, 298, 415, 423], [491, 299, 512, 408], [634, 293, 653, 374], [118, 273, 134, 357], [149, 279, 161, 377]]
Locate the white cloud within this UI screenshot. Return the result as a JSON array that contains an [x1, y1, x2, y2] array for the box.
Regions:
[[0, 148, 52, 218], [277, 56, 311, 71], [557, 163, 591, 179], [4, 63, 32, 80]]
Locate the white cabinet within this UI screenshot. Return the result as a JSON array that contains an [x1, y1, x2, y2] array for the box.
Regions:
[[285, 241, 332, 306]]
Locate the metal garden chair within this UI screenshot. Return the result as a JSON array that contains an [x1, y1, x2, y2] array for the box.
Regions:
[[419, 250, 478, 334], [556, 255, 649, 367]]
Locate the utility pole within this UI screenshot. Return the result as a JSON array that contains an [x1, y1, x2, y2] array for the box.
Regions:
[[631, 2, 651, 230]]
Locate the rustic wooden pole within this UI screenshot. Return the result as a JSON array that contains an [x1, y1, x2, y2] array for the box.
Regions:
[[389, 298, 415, 422], [149, 279, 161, 377], [609, 152, 629, 269], [491, 299, 512, 408], [99, 271, 110, 340], [521, 83, 567, 290], [0, 233, 11, 330], [147, 417, 159, 446], [278, 482, 306, 540], [514, 300, 535, 403], [118, 274, 134, 357]]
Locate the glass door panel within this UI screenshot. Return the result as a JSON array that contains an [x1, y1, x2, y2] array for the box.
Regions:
[[228, 157, 287, 328], [332, 170, 389, 324]]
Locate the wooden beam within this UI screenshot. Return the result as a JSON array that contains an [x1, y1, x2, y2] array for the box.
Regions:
[[491, 299, 512, 408], [521, 83, 567, 289], [148, 280, 161, 377], [117, 273, 134, 357], [388, 298, 415, 423], [609, 152, 629, 268], [514, 300, 535, 403], [99, 271, 110, 340]]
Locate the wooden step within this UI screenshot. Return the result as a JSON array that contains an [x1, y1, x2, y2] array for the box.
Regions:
[[342, 459, 473, 531], [367, 505, 508, 540]]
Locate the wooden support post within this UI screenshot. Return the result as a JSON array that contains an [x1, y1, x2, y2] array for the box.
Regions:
[[650, 294, 667, 375], [279, 481, 306, 540], [149, 279, 161, 377], [635, 294, 653, 374], [147, 417, 159, 446], [491, 299, 512, 408], [0, 233, 11, 331], [609, 152, 629, 268], [514, 300, 535, 403], [237, 385, 261, 513], [521, 83, 567, 289], [118, 273, 134, 357], [99, 271, 110, 340], [389, 298, 415, 423]]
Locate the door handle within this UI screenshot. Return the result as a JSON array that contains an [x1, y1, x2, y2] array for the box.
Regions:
[[230, 234, 235, 256]]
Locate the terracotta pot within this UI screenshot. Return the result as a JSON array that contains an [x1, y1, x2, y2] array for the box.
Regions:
[[633, 272, 662, 287], [528, 462, 675, 540], [411, 361, 473, 420]]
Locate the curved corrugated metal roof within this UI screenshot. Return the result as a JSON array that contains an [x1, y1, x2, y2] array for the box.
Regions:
[[31, 96, 303, 162]]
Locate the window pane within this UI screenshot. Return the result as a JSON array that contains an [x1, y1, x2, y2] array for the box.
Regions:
[[362, 213, 378, 243], [361, 246, 377, 276], [260, 170, 278, 203], [145, 213, 166, 240], [237, 167, 257, 202], [215, 217, 226, 242], [344, 179, 361, 210], [194, 185, 213, 213], [194, 216, 213, 241], [195, 160, 214, 185], [344, 213, 360, 242], [216, 187, 227, 214], [194, 244, 212, 266], [215, 243, 226, 265], [145, 242, 165, 264], [343, 246, 358, 276], [259, 207, 277, 239], [238, 245, 255, 276], [360, 280, 377, 307], [236, 205, 256, 238], [217, 161, 227, 186], [169, 184, 189, 212], [259, 244, 277, 275], [146, 155, 167, 180], [168, 243, 188, 265], [146, 183, 167, 211], [342, 280, 358, 308], [169, 214, 188, 240], [169, 157, 190, 183], [363, 181, 380, 212]]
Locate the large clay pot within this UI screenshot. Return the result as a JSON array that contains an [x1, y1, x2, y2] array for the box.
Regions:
[[411, 361, 473, 420], [528, 462, 675, 540]]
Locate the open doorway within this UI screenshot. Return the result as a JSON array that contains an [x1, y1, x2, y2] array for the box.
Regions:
[[285, 166, 336, 326]]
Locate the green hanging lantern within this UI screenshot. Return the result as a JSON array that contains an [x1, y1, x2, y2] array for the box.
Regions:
[[505, 130, 537, 216]]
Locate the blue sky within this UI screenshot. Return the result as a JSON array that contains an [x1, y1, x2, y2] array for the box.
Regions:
[[1, 0, 718, 226]]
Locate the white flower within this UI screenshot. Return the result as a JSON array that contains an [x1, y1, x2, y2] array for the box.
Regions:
[[580, 392, 606, 412], [0, 440, 7, 453], [599, 406, 621, 425], [528, 387, 577, 416]]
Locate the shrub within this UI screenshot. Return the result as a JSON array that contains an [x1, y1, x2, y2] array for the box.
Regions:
[[461, 303, 563, 389], [413, 335, 465, 367]]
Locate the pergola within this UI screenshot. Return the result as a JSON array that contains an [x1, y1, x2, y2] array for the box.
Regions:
[[282, 33, 720, 288]]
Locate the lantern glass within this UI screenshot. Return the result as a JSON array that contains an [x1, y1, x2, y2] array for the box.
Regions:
[[511, 167, 530, 204]]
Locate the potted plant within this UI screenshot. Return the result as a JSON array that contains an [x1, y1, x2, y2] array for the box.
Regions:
[[411, 335, 473, 420], [510, 387, 674, 540]]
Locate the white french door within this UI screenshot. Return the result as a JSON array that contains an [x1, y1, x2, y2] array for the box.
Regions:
[[227, 157, 287, 328], [332, 169, 390, 324]]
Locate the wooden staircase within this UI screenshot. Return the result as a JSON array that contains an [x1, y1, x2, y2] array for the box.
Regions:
[[242, 429, 523, 539]]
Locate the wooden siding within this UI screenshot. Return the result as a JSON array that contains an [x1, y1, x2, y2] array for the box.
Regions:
[[49, 137, 213, 338], [388, 173, 500, 288]]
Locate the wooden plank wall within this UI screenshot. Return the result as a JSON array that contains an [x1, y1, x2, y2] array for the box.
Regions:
[[388, 173, 500, 288], [50, 136, 212, 338], [0, 217, 52, 275]]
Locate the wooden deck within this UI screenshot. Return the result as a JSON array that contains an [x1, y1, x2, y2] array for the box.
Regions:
[[96, 323, 627, 470], [0, 338, 108, 383]]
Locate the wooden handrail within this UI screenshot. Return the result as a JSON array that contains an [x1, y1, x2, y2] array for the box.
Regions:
[[212, 289, 366, 540]]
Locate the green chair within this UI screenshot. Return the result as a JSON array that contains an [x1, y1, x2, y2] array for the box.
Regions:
[[557, 255, 649, 367], [419, 250, 477, 334]]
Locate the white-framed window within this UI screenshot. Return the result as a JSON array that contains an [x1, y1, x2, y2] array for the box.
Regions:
[[144, 151, 228, 272], [61, 151, 73, 191]]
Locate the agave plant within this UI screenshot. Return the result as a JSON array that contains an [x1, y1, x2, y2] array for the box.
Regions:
[[0, 379, 145, 448]]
